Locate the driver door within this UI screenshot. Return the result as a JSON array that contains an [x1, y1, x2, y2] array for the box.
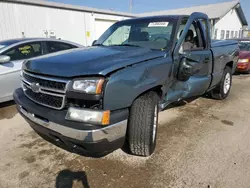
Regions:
[[0, 42, 42, 102], [166, 13, 213, 103]]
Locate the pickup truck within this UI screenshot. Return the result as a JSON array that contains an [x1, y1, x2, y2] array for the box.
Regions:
[[14, 12, 238, 157]]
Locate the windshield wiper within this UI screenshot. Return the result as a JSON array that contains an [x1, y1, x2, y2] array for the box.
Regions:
[[111, 44, 141, 47]]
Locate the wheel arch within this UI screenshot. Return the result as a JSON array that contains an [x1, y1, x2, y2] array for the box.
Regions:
[[132, 85, 163, 103], [225, 61, 233, 69]]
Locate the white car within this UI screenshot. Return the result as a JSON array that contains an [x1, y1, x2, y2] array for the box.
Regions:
[[0, 38, 82, 103]]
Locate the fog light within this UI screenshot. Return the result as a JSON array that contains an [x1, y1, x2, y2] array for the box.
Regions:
[[65, 107, 110, 125]]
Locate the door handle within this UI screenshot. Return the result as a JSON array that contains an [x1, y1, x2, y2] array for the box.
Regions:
[[204, 58, 210, 63]]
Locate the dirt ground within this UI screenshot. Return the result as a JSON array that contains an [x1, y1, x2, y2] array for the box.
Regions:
[[1, 75, 250, 188]]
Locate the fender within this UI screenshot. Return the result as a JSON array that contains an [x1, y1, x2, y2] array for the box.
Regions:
[[103, 55, 173, 111]]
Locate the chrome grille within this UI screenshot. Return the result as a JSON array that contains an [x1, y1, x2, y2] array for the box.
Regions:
[[23, 72, 66, 91], [21, 71, 69, 110]]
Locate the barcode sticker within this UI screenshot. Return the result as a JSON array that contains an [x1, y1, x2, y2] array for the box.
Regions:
[[148, 22, 169, 27]]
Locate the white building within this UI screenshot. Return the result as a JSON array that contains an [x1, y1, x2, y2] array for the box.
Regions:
[[139, 1, 248, 39], [0, 0, 134, 46], [0, 0, 248, 45]]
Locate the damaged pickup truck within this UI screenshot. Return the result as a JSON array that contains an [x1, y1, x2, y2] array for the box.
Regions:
[[14, 12, 239, 157]]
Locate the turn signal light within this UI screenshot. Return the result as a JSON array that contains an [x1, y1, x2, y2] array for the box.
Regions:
[[102, 111, 110, 125]]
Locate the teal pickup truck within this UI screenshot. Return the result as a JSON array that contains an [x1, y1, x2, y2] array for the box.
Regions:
[[14, 12, 238, 157]]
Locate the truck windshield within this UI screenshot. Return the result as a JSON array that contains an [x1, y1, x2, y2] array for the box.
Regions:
[[239, 41, 250, 51], [95, 18, 176, 50]]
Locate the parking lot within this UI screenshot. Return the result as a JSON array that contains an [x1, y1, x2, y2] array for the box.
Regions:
[[0, 75, 250, 188]]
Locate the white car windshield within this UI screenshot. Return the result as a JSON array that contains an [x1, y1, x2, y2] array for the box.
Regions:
[[0, 45, 6, 50]]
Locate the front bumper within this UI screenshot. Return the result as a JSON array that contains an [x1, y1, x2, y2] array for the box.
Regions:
[[14, 88, 128, 157], [236, 63, 249, 72]]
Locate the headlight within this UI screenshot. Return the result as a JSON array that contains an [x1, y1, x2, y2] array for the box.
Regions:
[[238, 59, 249, 63], [72, 78, 104, 94], [66, 107, 110, 125]]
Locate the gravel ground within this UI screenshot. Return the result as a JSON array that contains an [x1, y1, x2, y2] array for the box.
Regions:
[[1, 75, 250, 188]]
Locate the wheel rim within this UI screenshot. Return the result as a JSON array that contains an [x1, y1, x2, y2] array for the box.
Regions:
[[223, 73, 231, 94], [152, 105, 158, 143]]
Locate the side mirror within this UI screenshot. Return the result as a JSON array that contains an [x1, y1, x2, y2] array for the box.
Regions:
[[92, 40, 97, 46], [177, 57, 193, 81], [0, 55, 10, 64]]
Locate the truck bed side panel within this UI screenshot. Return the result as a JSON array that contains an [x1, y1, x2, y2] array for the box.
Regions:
[[210, 41, 238, 88]]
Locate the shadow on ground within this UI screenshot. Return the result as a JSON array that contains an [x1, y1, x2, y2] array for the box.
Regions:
[[0, 100, 15, 108], [56, 169, 90, 188], [0, 100, 18, 120]]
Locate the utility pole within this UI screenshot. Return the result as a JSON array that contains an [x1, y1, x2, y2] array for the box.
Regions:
[[129, 0, 132, 13]]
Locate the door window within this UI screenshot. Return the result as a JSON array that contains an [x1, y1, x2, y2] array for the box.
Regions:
[[178, 19, 204, 51], [46, 42, 76, 53], [3, 42, 42, 61]]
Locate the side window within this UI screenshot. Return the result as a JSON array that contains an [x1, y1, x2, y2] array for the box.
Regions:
[[231, 31, 234, 38], [198, 19, 208, 48], [3, 42, 42, 61], [214, 29, 218, 39], [47, 42, 75, 53], [235, 31, 238, 38], [226, 30, 230, 39], [220, 30, 225, 39], [178, 19, 204, 52]]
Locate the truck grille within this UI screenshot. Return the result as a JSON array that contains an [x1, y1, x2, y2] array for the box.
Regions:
[[21, 71, 69, 110], [23, 72, 66, 91]]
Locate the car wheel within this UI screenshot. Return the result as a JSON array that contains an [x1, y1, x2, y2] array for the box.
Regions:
[[211, 66, 232, 100], [127, 91, 159, 157]]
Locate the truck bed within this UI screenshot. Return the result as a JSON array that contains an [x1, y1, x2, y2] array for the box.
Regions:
[[211, 39, 238, 48], [210, 39, 239, 88]]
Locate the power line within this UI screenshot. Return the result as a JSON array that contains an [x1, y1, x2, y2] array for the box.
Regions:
[[129, 0, 133, 13]]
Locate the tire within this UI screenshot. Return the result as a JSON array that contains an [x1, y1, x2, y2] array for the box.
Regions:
[[211, 66, 232, 100], [127, 91, 159, 157]]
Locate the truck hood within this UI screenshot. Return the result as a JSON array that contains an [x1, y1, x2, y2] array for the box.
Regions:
[[23, 46, 165, 77]]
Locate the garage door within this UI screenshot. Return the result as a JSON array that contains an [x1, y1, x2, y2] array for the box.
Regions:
[[95, 19, 116, 40]]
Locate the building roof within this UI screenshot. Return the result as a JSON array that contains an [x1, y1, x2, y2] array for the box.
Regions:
[[2, 0, 136, 17], [139, 1, 248, 26]]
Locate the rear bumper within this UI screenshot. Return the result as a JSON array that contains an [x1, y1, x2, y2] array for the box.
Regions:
[[14, 88, 128, 157]]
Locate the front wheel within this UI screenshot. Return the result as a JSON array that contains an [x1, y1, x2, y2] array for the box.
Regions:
[[211, 66, 232, 100], [127, 91, 159, 157]]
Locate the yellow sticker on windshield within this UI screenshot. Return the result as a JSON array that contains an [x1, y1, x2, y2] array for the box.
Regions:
[[148, 22, 169, 27], [19, 45, 31, 54]]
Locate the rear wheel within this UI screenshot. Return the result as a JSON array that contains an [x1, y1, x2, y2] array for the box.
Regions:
[[127, 91, 159, 157], [211, 66, 232, 100]]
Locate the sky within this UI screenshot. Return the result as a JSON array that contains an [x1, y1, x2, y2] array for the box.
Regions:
[[47, 0, 250, 24]]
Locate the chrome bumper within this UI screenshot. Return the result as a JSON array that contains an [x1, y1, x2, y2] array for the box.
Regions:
[[17, 105, 128, 142]]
